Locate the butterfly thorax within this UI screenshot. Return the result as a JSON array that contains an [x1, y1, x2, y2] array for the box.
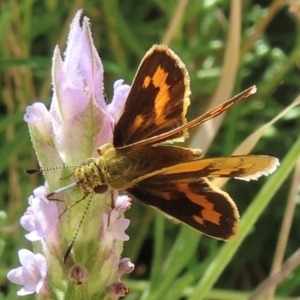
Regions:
[[73, 146, 144, 194]]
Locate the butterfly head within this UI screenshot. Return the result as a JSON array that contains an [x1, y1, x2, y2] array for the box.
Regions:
[[75, 157, 108, 195]]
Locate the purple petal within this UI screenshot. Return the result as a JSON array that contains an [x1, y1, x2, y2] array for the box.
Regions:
[[19, 249, 35, 266], [33, 198, 58, 233], [19, 283, 37, 295], [7, 249, 47, 296], [92, 46, 105, 109], [25, 231, 44, 241], [64, 10, 84, 76], [79, 18, 97, 97], [111, 231, 130, 241], [23, 102, 53, 136], [35, 253, 47, 278], [107, 80, 130, 121], [80, 16, 105, 109], [21, 186, 58, 241], [102, 210, 130, 241], [110, 219, 130, 231], [52, 44, 88, 122], [108, 209, 119, 223], [7, 267, 24, 285], [91, 108, 114, 157], [20, 214, 35, 232], [33, 186, 47, 198]]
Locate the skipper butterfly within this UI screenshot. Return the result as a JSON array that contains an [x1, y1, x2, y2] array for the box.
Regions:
[[71, 45, 279, 240]]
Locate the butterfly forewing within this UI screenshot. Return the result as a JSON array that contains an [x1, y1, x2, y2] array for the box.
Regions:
[[113, 45, 191, 148], [115, 86, 256, 150], [151, 155, 279, 181]]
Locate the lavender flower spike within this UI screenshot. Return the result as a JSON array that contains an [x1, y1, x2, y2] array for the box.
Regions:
[[8, 10, 133, 299]]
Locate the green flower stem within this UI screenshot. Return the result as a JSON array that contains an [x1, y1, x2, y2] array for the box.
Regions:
[[188, 134, 300, 300]]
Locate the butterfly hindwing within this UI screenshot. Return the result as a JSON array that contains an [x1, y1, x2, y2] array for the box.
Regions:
[[127, 177, 239, 240], [113, 45, 190, 147], [125, 154, 279, 239]]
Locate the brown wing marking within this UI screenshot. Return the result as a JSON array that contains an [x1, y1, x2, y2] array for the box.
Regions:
[[127, 177, 239, 240], [117, 86, 257, 150], [113, 45, 190, 147]]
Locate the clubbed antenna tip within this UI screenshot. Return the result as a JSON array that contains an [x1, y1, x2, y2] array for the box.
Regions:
[[26, 169, 42, 174]]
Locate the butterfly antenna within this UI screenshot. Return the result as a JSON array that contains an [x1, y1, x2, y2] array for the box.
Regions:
[[63, 193, 93, 263], [26, 164, 81, 175], [46, 182, 78, 199]]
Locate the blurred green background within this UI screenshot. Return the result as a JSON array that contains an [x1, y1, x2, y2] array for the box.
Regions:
[[1, 0, 300, 299]]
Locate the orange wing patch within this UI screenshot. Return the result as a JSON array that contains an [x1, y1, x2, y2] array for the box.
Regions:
[[132, 115, 144, 129], [176, 181, 222, 225], [143, 66, 172, 125]]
